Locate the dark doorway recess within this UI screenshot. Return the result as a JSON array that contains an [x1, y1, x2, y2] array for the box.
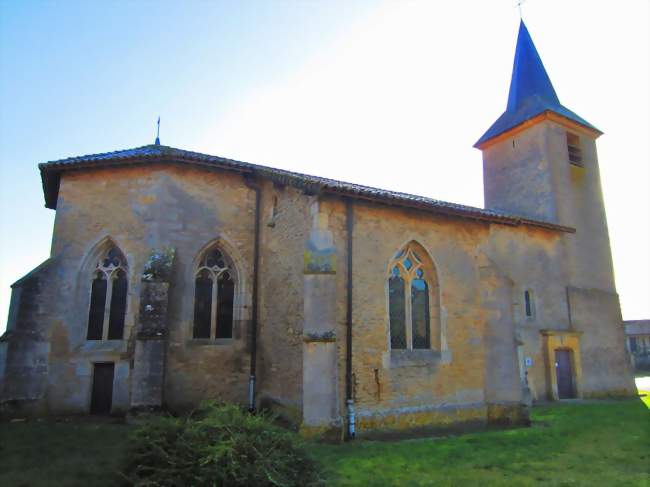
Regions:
[[555, 349, 575, 399], [90, 362, 114, 414]]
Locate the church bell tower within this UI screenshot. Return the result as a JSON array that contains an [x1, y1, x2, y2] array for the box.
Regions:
[[475, 20, 615, 293]]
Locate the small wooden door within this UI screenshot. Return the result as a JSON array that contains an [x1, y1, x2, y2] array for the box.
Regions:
[[90, 363, 114, 414], [555, 349, 575, 399]]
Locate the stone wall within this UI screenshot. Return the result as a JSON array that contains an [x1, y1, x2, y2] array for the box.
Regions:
[[481, 118, 635, 400], [325, 200, 495, 434], [0, 260, 56, 415], [483, 122, 558, 222], [569, 287, 635, 397], [483, 224, 570, 403], [38, 164, 312, 415], [2, 153, 635, 426], [256, 182, 310, 416], [318, 191, 632, 434]]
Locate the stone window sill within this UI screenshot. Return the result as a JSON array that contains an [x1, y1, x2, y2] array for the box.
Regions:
[[382, 349, 451, 368], [187, 338, 236, 346], [81, 340, 127, 353]]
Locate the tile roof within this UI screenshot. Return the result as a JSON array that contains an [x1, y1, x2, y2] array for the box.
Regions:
[[475, 21, 601, 148], [38, 144, 574, 233], [624, 320, 650, 335]]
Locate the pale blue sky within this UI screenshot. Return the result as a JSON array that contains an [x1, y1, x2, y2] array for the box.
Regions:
[[1, 0, 648, 332]]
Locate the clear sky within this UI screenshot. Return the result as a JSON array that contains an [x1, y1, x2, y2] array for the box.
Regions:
[[0, 0, 648, 333]]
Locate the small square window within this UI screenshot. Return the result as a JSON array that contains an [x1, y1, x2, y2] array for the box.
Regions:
[[566, 132, 583, 167]]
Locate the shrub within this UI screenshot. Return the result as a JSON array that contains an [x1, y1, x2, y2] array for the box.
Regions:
[[122, 402, 324, 487]]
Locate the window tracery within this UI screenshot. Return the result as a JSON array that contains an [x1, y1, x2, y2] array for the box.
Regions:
[[388, 244, 436, 350], [87, 246, 128, 340], [193, 247, 235, 339]]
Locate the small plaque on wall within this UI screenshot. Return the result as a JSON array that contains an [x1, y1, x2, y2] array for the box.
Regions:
[[303, 249, 336, 274]]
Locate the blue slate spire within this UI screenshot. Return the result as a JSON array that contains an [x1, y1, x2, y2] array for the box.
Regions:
[[475, 21, 600, 148], [506, 21, 559, 112]]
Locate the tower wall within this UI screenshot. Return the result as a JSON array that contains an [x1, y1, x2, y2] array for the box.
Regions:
[[481, 118, 635, 398], [483, 122, 558, 223], [483, 119, 616, 293], [550, 123, 616, 292]]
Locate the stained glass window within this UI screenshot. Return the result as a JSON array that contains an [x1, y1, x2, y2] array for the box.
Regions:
[[387, 244, 436, 351]]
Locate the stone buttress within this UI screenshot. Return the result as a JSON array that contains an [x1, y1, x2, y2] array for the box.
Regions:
[[300, 199, 342, 440], [130, 248, 175, 410]]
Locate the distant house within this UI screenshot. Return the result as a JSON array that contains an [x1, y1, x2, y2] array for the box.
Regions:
[[624, 320, 650, 371]]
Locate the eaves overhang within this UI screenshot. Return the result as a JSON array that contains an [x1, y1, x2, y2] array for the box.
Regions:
[[474, 109, 603, 151], [38, 144, 575, 234]]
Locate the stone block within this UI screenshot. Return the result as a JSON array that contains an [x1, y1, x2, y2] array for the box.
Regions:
[[303, 342, 339, 426], [131, 340, 165, 408]]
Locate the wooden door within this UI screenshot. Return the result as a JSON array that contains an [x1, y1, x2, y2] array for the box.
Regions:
[[90, 363, 114, 414], [555, 349, 575, 399]]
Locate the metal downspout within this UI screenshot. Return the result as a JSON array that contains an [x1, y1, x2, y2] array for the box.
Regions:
[[345, 199, 355, 439], [247, 176, 262, 412]]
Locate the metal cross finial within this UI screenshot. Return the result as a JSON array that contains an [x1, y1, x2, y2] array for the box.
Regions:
[[155, 116, 161, 145], [517, 0, 526, 19]]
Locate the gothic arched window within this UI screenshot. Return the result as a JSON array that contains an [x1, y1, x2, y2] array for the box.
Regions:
[[87, 246, 128, 340], [388, 243, 439, 351], [193, 247, 235, 339]]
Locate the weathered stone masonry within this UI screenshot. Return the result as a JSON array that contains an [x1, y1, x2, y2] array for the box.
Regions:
[[131, 248, 175, 410]]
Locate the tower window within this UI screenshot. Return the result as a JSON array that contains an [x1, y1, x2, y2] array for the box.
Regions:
[[566, 132, 583, 166]]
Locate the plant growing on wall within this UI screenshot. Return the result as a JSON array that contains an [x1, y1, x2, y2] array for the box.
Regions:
[[142, 247, 175, 282]]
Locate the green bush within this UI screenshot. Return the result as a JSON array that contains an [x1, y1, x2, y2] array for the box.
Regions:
[[123, 402, 324, 487]]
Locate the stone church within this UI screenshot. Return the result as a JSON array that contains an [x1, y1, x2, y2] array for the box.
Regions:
[[0, 21, 635, 438]]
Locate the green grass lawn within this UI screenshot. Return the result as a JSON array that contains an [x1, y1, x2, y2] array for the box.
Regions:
[[0, 419, 130, 487], [0, 396, 648, 487], [314, 397, 650, 486]]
